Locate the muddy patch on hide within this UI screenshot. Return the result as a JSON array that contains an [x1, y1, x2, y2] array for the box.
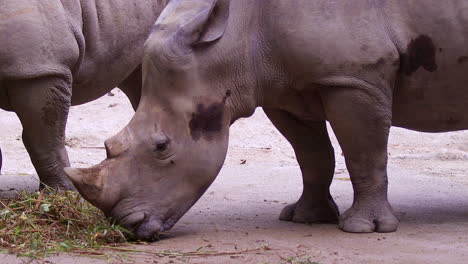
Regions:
[[189, 91, 231, 141], [362, 58, 386, 71], [457, 56, 468, 64], [400, 35, 438, 76], [189, 104, 224, 141]]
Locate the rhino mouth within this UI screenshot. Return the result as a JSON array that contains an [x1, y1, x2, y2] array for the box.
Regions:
[[113, 209, 183, 241], [109, 191, 205, 240], [114, 211, 163, 240], [132, 215, 164, 240]]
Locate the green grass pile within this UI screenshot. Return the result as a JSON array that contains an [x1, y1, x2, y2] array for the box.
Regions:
[[0, 189, 129, 257]]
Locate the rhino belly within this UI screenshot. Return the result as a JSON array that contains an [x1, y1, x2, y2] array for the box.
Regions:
[[70, 62, 128, 106], [392, 65, 468, 132], [382, 0, 468, 132]]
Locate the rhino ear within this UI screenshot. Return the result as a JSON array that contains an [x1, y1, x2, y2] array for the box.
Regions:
[[177, 0, 229, 46]]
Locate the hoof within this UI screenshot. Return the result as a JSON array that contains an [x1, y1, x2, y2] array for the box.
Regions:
[[339, 204, 399, 233], [279, 198, 339, 223]]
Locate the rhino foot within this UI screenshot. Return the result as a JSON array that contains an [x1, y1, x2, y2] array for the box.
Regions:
[[339, 203, 398, 233], [279, 198, 339, 223]]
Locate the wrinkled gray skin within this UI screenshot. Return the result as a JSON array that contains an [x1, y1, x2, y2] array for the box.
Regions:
[[66, 0, 468, 239], [0, 0, 169, 189]]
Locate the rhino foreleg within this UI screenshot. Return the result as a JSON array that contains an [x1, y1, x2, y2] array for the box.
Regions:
[[7, 76, 74, 190], [322, 87, 398, 233], [265, 109, 339, 223]]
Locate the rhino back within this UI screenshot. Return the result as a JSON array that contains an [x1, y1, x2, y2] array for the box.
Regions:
[[0, 0, 79, 81], [259, 0, 467, 132], [0, 0, 164, 107]]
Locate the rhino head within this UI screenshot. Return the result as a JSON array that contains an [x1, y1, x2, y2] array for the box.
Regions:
[[64, 0, 257, 240]]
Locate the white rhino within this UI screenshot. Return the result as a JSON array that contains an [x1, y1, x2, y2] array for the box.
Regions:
[[67, 0, 468, 240], [0, 0, 169, 189]]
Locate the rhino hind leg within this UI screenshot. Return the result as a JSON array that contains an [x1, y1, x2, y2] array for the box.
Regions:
[[264, 109, 339, 224], [322, 88, 398, 233], [6, 76, 74, 190]]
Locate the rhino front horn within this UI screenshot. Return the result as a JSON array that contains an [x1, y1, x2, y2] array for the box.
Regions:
[[64, 167, 84, 184], [64, 167, 104, 202]]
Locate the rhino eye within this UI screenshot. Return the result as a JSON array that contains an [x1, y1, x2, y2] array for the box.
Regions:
[[152, 132, 174, 160], [155, 139, 169, 152]]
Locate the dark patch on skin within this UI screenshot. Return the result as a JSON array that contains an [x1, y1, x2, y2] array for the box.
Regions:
[[457, 56, 468, 64], [170, 160, 175, 165], [225, 89, 232, 98], [42, 102, 59, 127], [438, 48, 443, 53], [400, 35, 438, 76], [362, 58, 386, 71], [189, 90, 231, 141], [361, 45, 369, 51]]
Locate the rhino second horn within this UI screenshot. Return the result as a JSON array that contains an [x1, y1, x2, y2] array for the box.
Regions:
[[104, 131, 130, 158]]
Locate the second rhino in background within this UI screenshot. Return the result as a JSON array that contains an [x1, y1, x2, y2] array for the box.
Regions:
[[66, 0, 468, 239], [0, 0, 169, 189]]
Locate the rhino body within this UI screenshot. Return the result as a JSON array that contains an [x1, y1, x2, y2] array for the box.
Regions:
[[0, 0, 168, 188], [68, 0, 468, 239]]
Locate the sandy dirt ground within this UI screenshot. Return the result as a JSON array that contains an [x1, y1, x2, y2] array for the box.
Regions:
[[1, 89, 467, 264]]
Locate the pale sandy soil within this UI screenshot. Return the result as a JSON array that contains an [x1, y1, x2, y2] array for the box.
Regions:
[[1, 89, 467, 264]]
